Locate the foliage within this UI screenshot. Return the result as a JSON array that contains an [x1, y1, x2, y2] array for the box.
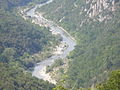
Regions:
[[0, 62, 55, 90], [0, 0, 58, 89], [54, 70, 120, 90], [32, 0, 48, 4], [53, 59, 64, 67], [0, 9, 57, 55], [0, 7, 58, 69], [0, 0, 32, 10], [46, 59, 64, 73], [52, 85, 67, 90], [96, 70, 120, 90], [37, 0, 120, 88]]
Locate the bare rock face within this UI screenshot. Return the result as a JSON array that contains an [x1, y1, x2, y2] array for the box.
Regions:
[[85, 0, 119, 18], [81, 0, 119, 23]]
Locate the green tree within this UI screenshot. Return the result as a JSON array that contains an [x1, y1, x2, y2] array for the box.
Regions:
[[96, 70, 120, 90], [53, 85, 67, 90]]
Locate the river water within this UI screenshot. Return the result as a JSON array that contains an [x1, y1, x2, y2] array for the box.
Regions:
[[26, 0, 76, 84]]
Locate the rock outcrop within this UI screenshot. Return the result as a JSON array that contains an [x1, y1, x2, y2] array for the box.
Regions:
[[85, 0, 119, 18]]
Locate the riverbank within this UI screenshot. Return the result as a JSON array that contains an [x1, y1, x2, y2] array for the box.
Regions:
[[19, 0, 76, 84], [37, 66, 57, 84]]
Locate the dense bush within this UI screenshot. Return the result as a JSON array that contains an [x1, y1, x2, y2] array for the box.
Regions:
[[96, 70, 120, 90], [0, 62, 55, 90], [0, 0, 58, 89]]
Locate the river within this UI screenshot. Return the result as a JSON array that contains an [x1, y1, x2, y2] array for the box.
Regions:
[[26, 0, 76, 84]]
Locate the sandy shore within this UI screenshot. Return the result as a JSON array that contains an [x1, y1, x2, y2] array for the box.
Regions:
[[38, 66, 57, 84]]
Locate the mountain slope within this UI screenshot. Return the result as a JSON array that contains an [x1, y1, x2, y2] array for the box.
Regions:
[[0, 0, 57, 89], [37, 0, 120, 88]]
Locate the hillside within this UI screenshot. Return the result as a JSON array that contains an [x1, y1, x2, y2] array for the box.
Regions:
[[37, 0, 120, 88], [0, 0, 58, 89], [0, 0, 32, 10]]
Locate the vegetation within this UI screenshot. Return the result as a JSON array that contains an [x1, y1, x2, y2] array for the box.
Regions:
[[32, 0, 48, 4], [0, 8, 59, 69], [96, 70, 120, 90], [37, 0, 120, 88], [0, 0, 58, 89], [0, 0, 61, 67], [0, 62, 55, 90], [0, 0, 32, 10], [46, 59, 64, 73], [1, 0, 120, 89], [52, 85, 67, 90], [53, 70, 120, 90]]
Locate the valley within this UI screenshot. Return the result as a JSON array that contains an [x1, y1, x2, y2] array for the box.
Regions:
[[0, 0, 120, 89], [20, 0, 76, 84]]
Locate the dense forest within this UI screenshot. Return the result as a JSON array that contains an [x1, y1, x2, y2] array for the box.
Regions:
[[0, 0, 120, 89], [0, 0, 58, 89], [37, 0, 120, 88], [96, 70, 120, 90], [0, 63, 55, 90], [0, 0, 32, 10], [53, 70, 120, 90], [0, 9, 59, 68]]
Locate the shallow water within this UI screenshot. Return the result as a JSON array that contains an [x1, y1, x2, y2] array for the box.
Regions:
[[26, 0, 76, 83]]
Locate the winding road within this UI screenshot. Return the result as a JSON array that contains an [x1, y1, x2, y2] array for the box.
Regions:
[[25, 0, 76, 84]]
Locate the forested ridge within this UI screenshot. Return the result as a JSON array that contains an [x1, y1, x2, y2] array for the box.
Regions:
[[0, 0, 32, 10], [53, 70, 120, 90], [0, 0, 58, 89], [37, 0, 120, 89], [0, 63, 55, 90]]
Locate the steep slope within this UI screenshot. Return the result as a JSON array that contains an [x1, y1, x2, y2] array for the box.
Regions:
[[0, 62, 55, 90], [0, 0, 58, 89], [0, 0, 32, 10], [96, 70, 120, 90], [37, 0, 120, 88]]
